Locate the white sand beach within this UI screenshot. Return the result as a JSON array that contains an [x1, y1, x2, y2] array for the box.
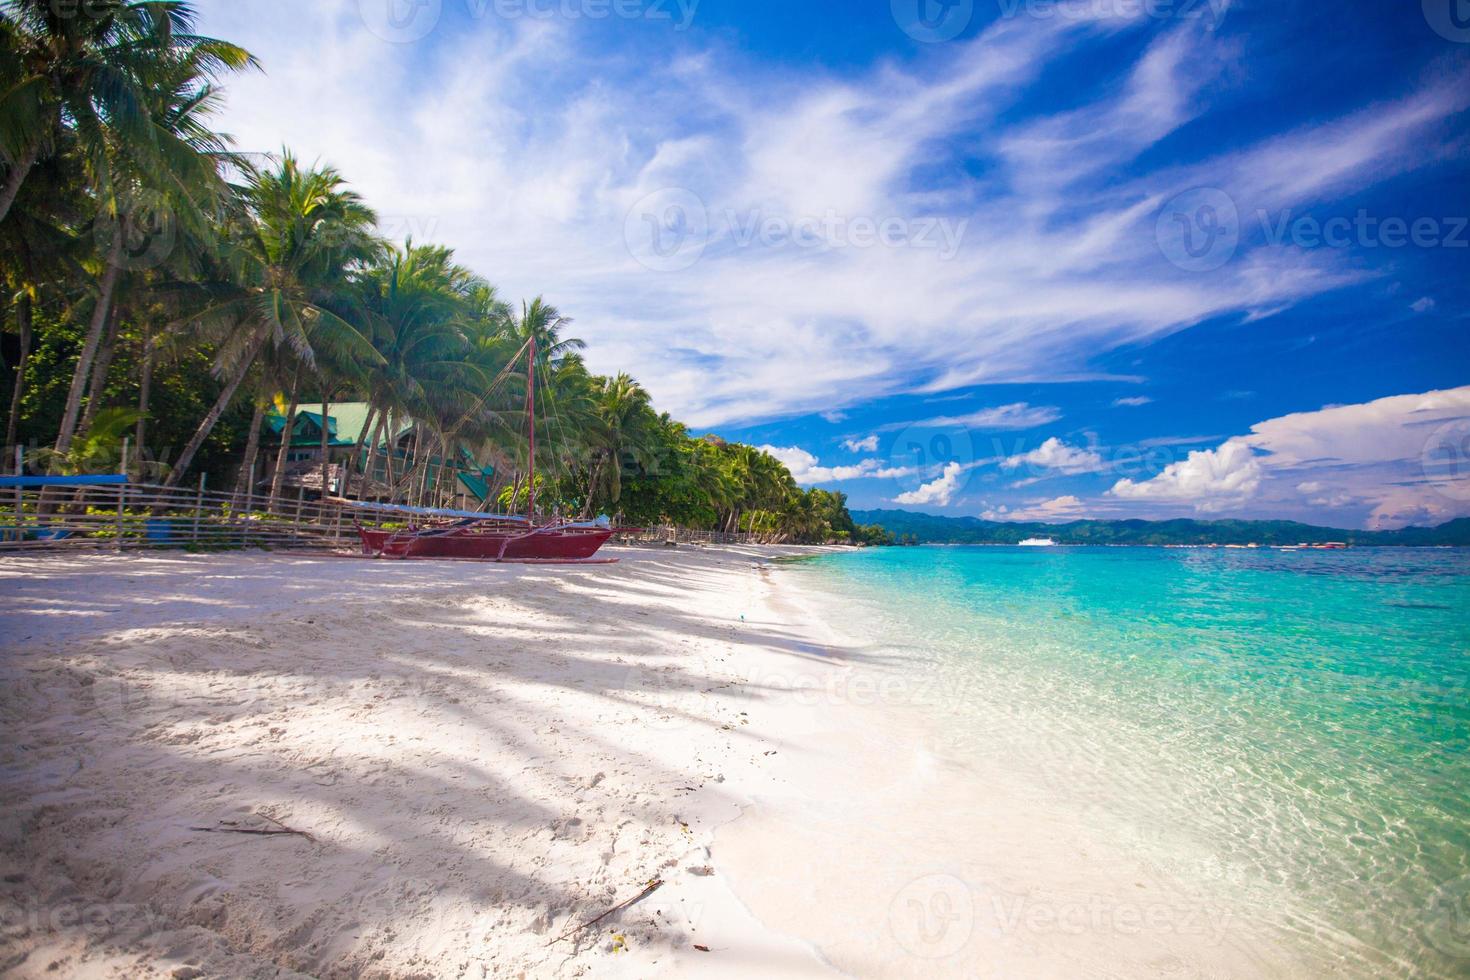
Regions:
[[0, 549, 882, 975], [0, 546, 1304, 978], [0, 546, 857, 978]]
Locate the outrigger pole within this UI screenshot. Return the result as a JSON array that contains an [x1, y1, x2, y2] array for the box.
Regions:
[[526, 336, 537, 521]]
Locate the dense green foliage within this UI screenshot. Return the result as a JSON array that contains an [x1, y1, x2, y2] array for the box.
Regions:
[[852, 511, 1470, 547], [0, 1, 868, 544]]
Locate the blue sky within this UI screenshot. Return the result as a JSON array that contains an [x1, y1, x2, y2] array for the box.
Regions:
[[197, 0, 1468, 528]]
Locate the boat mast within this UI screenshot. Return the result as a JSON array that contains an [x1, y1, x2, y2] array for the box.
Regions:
[[526, 336, 537, 521]]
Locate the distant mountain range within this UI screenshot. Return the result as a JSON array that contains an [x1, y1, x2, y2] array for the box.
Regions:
[[850, 511, 1470, 547]]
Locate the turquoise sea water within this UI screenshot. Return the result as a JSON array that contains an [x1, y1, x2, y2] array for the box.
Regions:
[[794, 546, 1470, 977]]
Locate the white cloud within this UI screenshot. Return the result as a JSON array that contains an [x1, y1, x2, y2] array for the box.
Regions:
[[759, 445, 912, 486], [1308, 490, 1358, 509], [1245, 387, 1470, 470], [1110, 439, 1263, 511], [1003, 437, 1106, 475], [190, 4, 1469, 427], [894, 462, 965, 507], [1411, 297, 1436, 314], [1112, 396, 1153, 408], [879, 403, 1062, 433], [1109, 386, 1470, 526], [842, 434, 879, 453], [821, 410, 848, 423], [982, 495, 1089, 522]]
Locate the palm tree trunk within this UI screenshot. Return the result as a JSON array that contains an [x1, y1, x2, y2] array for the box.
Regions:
[[134, 323, 153, 461], [582, 453, 604, 519], [319, 386, 334, 499], [361, 410, 388, 499], [340, 403, 377, 501], [382, 416, 399, 494], [54, 239, 124, 456], [163, 333, 267, 487], [405, 434, 425, 507], [5, 293, 33, 453], [78, 303, 121, 439], [233, 397, 266, 502], [414, 436, 433, 508], [438, 433, 456, 508], [268, 369, 301, 503], [0, 142, 41, 225], [427, 436, 441, 508]]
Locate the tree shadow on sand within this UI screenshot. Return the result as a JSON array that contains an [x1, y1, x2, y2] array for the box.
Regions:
[[0, 550, 881, 976]]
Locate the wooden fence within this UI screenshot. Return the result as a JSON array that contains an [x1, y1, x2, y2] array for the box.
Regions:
[[0, 480, 770, 555], [0, 480, 361, 554]]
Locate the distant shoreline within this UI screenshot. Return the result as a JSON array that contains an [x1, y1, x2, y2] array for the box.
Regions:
[[852, 509, 1470, 548], [891, 541, 1465, 548]]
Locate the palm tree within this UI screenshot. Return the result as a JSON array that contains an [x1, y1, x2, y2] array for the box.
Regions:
[[161, 153, 383, 487], [51, 38, 249, 459], [348, 241, 482, 501], [30, 405, 142, 476], [0, 131, 85, 453], [581, 373, 656, 518], [3, 287, 31, 455], [506, 297, 584, 367], [0, 0, 253, 223]]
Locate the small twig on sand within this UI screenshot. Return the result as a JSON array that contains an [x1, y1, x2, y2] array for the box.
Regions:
[[256, 812, 318, 842], [547, 878, 664, 946], [190, 813, 316, 843]]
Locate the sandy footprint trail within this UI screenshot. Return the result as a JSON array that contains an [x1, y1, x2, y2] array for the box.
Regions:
[[0, 549, 838, 978]]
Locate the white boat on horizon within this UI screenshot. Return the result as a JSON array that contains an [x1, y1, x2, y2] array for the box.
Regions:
[[1019, 537, 1058, 547]]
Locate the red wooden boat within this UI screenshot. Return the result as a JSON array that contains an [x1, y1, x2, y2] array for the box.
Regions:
[[353, 337, 627, 562], [357, 515, 617, 560]]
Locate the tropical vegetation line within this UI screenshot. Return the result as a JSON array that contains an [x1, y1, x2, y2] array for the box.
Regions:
[[0, 1, 892, 546], [854, 510, 1470, 547]]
